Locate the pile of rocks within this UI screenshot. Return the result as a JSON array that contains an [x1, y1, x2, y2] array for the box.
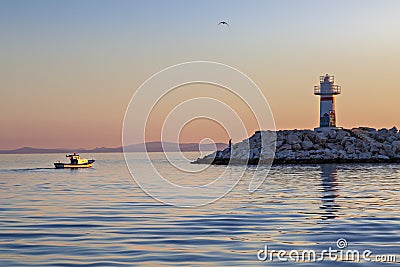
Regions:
[[193, 127, 400, 165]]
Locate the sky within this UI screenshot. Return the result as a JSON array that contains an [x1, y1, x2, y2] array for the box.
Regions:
[[1, 0, 400, 149]]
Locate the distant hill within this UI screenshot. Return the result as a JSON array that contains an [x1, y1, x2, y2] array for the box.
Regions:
[[0, 142, 227, 154]]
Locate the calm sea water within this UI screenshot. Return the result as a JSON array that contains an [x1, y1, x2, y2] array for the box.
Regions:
[[0, 153, 399, 266]]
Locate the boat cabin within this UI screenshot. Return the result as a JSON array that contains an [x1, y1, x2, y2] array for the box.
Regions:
[[66, 153, 88, 165]]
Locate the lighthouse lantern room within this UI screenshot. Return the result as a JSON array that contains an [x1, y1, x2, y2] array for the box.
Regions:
[[314, 74, 342, 131]]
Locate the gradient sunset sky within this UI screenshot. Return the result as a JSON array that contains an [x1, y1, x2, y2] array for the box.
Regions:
[[1, 0, 399, 149]]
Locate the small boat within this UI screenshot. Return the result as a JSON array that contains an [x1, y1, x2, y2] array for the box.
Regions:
[[54, 153, 95, 169]]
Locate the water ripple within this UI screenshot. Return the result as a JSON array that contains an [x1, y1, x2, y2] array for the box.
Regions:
[[0, 154, 399, 266]]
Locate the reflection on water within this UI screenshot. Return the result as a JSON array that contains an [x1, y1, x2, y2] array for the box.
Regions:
[[320, 164, 340, 220], [0, 153, 399, 266]]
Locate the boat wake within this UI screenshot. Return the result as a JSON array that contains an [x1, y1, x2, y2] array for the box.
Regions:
[[1, 167, 55, 173]]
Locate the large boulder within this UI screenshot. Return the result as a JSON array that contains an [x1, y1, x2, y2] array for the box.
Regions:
[[250, 147, 261, 159], [276, 150, 295, 159], [313, 144, 323, 150], [221, 150, 231, 160], [328, 130, 337, 139], [382, 143, 392, 152], [359, 152, 372, 160], [338, 150, 347, 159], [325, 143, 338, 151], [324, 149, 337, 159], [296, 150, 310, 158], [389, 126, 398, 134], [336, 130, 349, 141], [278, 144, 292, 151], [305, 131, 316, 142], [286, 134, 300, 145], [377, 154, 390, 160], [387, 135, 397, 143], [292, 143, 302, 151], [275, 140, 283, 148], [261, 146, 275, 159], [360, 127, 376, 132], [231, 141, 249, 160], [346, 145, 356, 154], [276, 132, 285, 142], [369, 145, 380, 154], [392, 141, 400, 153], [378, 128, 390, 140], [301, 140, 314, 150], [316, 132, 328, 144], [261, 131, 277, 145], [341, 136, 356, 147]]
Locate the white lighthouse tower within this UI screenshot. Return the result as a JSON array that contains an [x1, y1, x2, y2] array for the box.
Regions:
[[314, 74, 341, 131]]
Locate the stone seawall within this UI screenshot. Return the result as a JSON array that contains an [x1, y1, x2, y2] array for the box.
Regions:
[[193, 127, 400, 165]]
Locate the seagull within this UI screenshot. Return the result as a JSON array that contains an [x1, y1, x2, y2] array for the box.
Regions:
[[218, 21, 229, 27]]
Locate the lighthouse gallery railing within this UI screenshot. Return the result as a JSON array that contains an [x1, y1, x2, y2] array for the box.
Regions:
[[314, 85, 341, 95]]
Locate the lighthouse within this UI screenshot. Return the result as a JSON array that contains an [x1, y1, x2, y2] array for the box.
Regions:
[[314, 74, 341, 131]]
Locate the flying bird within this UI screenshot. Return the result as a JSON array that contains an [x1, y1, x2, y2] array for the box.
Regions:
[[218, 21, 229, 27]]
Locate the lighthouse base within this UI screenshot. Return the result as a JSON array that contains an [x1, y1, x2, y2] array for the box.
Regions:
[[314, 126, 342, 132]]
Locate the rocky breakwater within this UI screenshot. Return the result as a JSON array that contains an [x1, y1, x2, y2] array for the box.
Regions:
[[193, 127, 400, 165]]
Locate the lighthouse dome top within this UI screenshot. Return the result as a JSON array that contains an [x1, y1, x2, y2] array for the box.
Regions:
[[314, 73, 341, 95], [321, 74, 335, 84]]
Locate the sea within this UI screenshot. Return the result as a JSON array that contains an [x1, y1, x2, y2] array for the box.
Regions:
[[0, 152, 399, 266]]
